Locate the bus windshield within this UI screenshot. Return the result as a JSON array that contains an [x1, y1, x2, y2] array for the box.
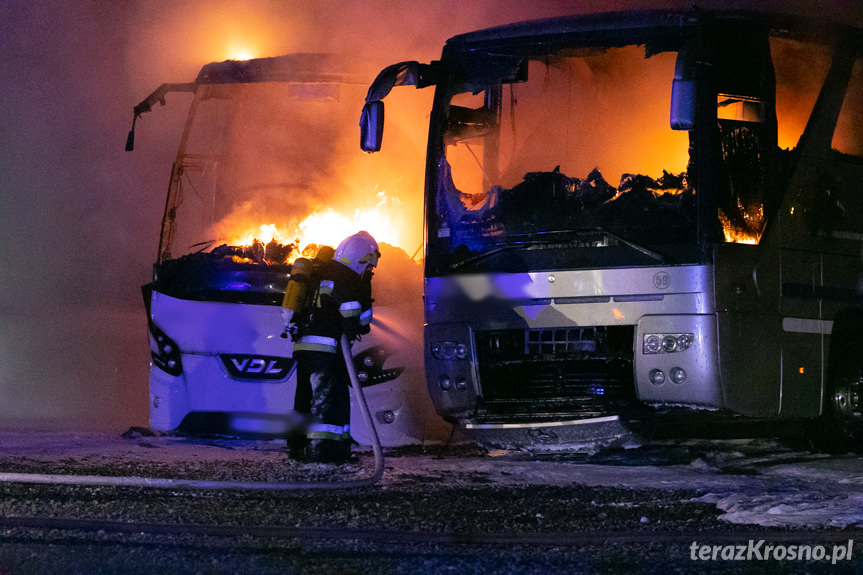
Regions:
[[164, 81, 362, 264], [428, 45, 698, 275]]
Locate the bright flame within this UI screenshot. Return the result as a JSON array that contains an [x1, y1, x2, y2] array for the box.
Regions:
[[216, 190, 408, 264], [224, 36, 259, 61], [718, 208, 762, 245], [231, 48, 255, 61], [299, 205, 402, 250], [239, 223, 284, 246]]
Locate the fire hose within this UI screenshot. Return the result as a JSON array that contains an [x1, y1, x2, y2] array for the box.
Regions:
[[0, 334, 384, 490]]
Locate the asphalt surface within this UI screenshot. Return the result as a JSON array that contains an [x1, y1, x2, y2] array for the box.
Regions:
[[0, 433, 860, 574]]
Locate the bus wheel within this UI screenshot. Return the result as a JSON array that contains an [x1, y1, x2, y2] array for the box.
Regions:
[[816, 361, 863, 454]]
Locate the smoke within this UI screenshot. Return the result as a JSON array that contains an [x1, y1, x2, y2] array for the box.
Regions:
[[0, 0, 861, 430]]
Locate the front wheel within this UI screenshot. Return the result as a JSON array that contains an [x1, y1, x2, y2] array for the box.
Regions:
[[813, 361, 863, 454]]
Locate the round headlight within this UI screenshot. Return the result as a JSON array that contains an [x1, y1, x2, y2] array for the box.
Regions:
[[649, 369, 666, 386], [357, 371, 369, 383], [677, 334, 692, 351], [431, 343, 442, 358], [363, 356, 375, 368], [382, 410, 396, 424], [661, 336, 677, 353], [440, 342, 456, 360], [439, 376, 452, 391], [455, 344, 468, 360], [670, 367, 687, 384], [644, 335, 661, 353]]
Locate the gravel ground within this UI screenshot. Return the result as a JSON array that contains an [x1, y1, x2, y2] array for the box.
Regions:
[[0, 431, 860, 573]]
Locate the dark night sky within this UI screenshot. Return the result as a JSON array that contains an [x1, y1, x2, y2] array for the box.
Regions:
[[0, 0, 860, 430]]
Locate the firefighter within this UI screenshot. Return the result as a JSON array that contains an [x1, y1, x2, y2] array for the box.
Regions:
[[282, 231, 380, 463]]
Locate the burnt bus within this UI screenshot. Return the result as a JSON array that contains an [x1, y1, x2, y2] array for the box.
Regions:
[[360, 10, 863, 449], [128, 54, 446, 446]]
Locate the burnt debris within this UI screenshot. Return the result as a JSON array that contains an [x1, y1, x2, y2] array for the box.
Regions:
[[493, 167, 693, 235]]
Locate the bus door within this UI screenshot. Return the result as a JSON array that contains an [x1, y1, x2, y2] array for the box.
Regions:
[[710, 24, 783, 416]]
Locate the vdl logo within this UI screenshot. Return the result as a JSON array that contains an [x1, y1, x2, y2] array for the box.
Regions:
[[220, 354, 296, 381]]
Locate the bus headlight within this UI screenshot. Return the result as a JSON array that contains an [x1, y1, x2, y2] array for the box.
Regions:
[[149, 321, 182, 376], [661, 336, 677, 353], [649, 369, 666, 386], [431, 341, 470, 361], [643, 333, 694, 354], [439, 376, 453, 390]]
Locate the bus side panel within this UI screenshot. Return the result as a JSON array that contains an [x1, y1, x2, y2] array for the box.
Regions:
[[779, 330, 824, 417], [779, 251, 824, 417], [782, 154, 863, 415], [716, 311, 782, 416], [714, 243, 782, 416]]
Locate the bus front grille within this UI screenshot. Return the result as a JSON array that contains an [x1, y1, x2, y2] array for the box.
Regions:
[[474, 327, 636, 422]]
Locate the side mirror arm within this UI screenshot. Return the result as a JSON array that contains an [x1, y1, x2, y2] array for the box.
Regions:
[[360, 62, 439, 153], [126, 82, 196, 151]]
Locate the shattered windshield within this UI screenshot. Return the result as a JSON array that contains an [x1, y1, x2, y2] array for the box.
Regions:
[[428, 45, 696, 274], [164, 81, 363, 265]]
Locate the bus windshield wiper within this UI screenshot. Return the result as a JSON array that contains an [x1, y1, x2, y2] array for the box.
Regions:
[[448, 231, 571, 271], [189, 239, 218, 254], [449, 227, 666, 271], [449, 230, 598, 271], [506, 228, 665, 263], [450, 244, 521, 271], [594, 227, 666, 263]]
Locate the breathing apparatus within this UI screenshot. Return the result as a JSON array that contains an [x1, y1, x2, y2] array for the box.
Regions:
[[280, 245, 335, 339]]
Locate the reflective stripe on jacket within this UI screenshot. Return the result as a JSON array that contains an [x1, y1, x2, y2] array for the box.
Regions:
[[294, 335, 338, 354], [307, 422, 351, 441]]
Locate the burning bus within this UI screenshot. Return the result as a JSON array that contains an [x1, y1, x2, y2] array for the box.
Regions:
[[361, 10, 863, 450], [128, 53, 446, 446]]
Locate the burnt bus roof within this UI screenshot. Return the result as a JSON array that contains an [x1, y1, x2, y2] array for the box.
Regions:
[[443, 9, 862, 56], [130, 52, 368, 122], [194, 52, 368, 85]]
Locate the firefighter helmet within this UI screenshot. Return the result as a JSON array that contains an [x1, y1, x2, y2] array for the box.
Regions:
[[334, 231, 381, 275]]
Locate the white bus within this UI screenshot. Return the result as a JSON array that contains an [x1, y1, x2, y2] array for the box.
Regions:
[[129, 53, 447, 446]]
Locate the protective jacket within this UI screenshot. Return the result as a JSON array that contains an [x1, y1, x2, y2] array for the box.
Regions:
[[292, 258, 373, 354]]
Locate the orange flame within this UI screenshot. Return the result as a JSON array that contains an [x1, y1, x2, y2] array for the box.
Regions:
[[216, 190, 409, 264], [718, 206, 762, 245]]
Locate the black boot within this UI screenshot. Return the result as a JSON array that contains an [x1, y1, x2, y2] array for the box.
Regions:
[[307, 438, 351, 463], [286, 433, 308, 461]]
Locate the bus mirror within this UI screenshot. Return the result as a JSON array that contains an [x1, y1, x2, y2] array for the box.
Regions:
[[670, 78, 696, 131], [360, 101, 384, 152]]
